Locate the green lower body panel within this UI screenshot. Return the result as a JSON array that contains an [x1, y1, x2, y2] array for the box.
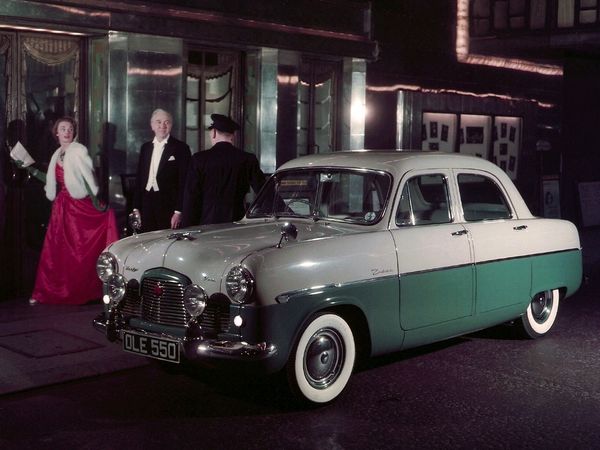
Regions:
[[400, 265, 474, 330]]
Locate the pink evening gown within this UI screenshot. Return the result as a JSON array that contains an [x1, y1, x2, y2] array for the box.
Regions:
[[32, 164, 119, 304]]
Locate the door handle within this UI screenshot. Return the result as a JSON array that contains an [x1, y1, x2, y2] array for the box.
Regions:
[[451, 229, 468, 236], [513, 225, 528, 231]]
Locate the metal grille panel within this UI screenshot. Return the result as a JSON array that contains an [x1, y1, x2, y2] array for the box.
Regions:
[[142, 278, 187, 327], [121, 287, 141, 317], [116, 274, 232, 333]]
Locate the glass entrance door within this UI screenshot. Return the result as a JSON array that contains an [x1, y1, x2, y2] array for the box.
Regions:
[[185, 48, 241, 153], [0, 32, 81, 300], [297, 59, 340, 155]]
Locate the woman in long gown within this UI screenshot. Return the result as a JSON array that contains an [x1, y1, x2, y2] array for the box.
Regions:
[[27, 117, 119, 305]]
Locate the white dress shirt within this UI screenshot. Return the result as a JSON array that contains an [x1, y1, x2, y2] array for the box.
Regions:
[[145, 135, 169, 191]]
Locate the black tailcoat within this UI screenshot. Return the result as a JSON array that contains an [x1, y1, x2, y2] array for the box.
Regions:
[[133, 136, 191, 231], [182, 142, 265, 226]]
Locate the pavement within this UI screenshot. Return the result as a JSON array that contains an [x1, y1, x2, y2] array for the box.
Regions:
[[1, 227, 599, 397], [0, 300, 149, 396]]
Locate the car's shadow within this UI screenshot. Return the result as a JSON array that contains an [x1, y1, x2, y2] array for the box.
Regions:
[[157, 321, 526, 412]]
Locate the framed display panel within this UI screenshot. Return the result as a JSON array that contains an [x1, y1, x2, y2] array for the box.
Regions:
[[421, 112, 457, 152], [542, 176, 561, 219], [459, 114, 492, 158], [578, 181, 600, 227], [492, 116, 522, 180]]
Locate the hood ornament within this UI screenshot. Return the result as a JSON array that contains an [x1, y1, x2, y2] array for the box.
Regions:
[[168, 231, 197, 241], [277, 222, 298, 248], [128, 210, 142, 236]]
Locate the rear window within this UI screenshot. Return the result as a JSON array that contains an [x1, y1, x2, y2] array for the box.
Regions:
[[457, 174, 512, 221]]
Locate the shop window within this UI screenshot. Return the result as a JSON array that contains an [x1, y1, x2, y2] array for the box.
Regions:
[[493, 0, 526, 30], [558, 0, 576, 27], [186, 49, 240, 152], [421, 112, 457, 152], [492, 116, 522, 180], [472, 0, 492, 36], [579, 0, 598, 24], [458, 114, 492, 159], [472, 0, 546, 33]]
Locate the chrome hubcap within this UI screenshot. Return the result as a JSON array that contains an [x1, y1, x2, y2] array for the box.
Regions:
[[531, 290, 553, 324], [304, 328, 344, 389]]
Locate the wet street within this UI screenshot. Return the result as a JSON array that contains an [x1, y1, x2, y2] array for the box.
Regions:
[[2, 276, 600, 450]]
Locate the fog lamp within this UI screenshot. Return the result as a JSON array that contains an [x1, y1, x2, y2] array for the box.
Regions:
[[107, 273, 127, 304]]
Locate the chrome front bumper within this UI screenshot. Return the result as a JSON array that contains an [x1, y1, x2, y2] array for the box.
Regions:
[[92, 312, 277, 363]]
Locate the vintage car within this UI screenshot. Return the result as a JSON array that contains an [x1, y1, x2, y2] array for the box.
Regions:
[[93, 151, 582, 404]]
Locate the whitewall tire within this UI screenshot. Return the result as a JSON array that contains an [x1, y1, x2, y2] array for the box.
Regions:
[[520, 289, 560, 339], [287, 313, 356, 404]]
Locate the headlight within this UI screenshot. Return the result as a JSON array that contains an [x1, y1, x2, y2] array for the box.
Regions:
[[97, 252, 118, 282], [107, 274, 127, 304], [184, 284, 207, 318], [225, 266, 255, 304]]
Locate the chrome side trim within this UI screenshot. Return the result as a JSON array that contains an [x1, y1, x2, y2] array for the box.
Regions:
[[275, 274, 397, 304], [398, 247, 581, 278], [271, 248, 583, 304]]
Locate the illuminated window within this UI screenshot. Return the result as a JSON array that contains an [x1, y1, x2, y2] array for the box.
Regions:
[[579, 0, 598, 24], [558, 0, 576, 27], [530, 0, 547, 29], [472, 0, 492, 36]]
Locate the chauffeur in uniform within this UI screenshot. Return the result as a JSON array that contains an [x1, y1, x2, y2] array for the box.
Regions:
[[182, 114, 265, 226], [133, 108, 191, 232]]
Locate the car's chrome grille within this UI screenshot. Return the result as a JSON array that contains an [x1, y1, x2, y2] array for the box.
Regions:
[[142, 278, 187, 326], [121, 285, 142, 317], [118, 272, 230, 333]]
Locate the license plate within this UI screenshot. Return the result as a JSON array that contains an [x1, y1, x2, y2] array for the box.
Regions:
[[122, 331, 180, 363]]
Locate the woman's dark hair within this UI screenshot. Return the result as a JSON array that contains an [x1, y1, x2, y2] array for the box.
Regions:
[[52, 116, 78, 140]]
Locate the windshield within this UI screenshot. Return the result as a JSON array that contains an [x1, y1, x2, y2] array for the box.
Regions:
[[247, 168, 392, 225]]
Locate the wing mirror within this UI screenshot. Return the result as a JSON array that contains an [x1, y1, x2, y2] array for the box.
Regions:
[[277, 222, 298, 248]]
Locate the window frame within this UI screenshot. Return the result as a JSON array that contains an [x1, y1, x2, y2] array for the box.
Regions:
[[395, 171, 454, 227], [455, 170, 515, 222]]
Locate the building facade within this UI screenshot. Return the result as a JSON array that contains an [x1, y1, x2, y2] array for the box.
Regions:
[[0, 0, 377, 299]]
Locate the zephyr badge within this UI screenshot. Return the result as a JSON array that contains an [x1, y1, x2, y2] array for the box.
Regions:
[[153, 282, 164, 298]]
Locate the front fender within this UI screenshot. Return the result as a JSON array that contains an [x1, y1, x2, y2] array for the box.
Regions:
[[238, 275, 403, 373]]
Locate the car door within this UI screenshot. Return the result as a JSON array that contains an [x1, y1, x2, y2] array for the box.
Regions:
[[455, 170, 532, 313], [390, 171, 474, 331]]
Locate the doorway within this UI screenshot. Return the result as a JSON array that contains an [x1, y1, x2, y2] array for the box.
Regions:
[[0, 32, 81, 299]]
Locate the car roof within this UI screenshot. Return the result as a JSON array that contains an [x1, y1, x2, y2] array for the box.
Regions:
[[278, 150, 506, 178], [277, 150, 534, 220]]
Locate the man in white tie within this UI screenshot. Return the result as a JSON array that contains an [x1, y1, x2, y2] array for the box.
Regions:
[[133, 109, 191, 232]]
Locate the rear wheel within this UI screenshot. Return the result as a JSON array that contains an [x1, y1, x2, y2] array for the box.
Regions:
[[520, 289, 560, 338], [286, 313, 355, 404]]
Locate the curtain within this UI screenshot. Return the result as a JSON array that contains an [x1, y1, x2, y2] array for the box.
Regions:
[[19, 36, 80, 121], [0, 34, 15, 129]]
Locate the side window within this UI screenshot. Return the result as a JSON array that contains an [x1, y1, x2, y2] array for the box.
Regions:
[[396, 174, 452, 226], [458, 174, 511, 221]]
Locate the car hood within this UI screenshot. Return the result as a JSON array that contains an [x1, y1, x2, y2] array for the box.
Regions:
[[106, 219, 367, 289]]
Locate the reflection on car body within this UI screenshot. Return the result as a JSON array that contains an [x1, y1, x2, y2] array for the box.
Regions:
[[93, 151, 582, 404]]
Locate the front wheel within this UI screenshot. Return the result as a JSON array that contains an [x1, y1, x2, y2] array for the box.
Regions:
[[286, 313, 356, 404], [520, 289, 560, 339]]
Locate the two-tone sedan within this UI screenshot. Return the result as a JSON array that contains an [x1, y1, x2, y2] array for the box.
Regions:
[[93, 151, 582, 404]]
